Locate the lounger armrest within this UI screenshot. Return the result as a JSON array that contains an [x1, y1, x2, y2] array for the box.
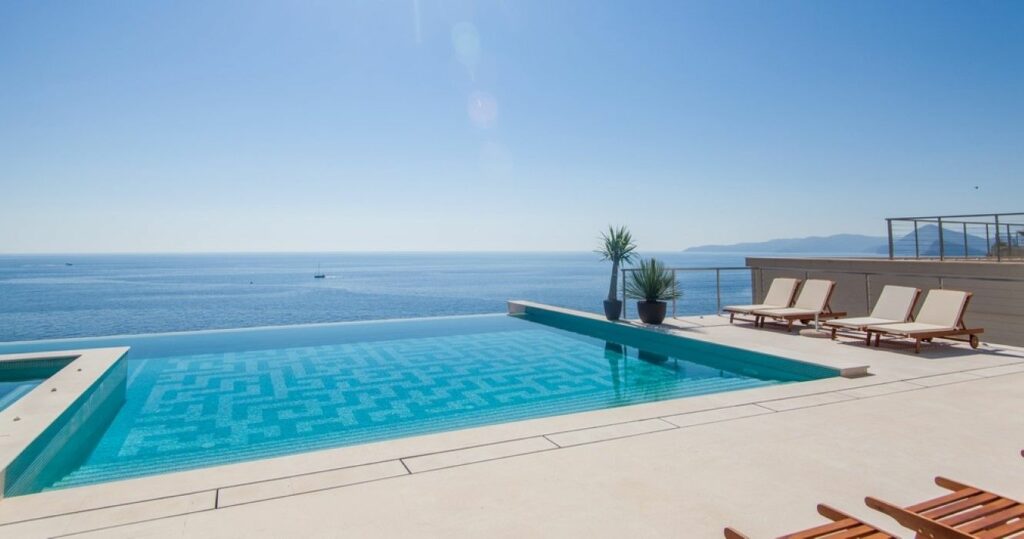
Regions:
[[816, 503, 856, 522], [934, 476, 973, 492], [864, 496, 972, 539]]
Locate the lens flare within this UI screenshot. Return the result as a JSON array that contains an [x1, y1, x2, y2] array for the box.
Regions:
[[467, 92, 498, 128], [451, 22, 481, 69]]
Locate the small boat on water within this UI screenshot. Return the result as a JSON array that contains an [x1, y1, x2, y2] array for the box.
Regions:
[[314, 264, 326, 279]]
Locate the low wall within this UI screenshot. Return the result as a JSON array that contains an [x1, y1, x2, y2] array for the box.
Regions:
[[747, 258, 1024, 346]]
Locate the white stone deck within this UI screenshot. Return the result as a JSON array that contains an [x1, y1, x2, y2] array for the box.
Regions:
[[1, 313, 1022, 538]]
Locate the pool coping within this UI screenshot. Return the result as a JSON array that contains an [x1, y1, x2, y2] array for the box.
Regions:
[[0, 348, 129, 500], [508, 300, 870, 378], [1, 309, 1023, 537]]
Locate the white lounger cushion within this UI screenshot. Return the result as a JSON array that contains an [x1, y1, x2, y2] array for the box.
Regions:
[[828, 316, 901, 329], [724, 304, 777, 314], [870, 285, 919, 321], [762, 278, 800, 307], [793, 279, 833, 311], [722, 278, 799, 314], [914, 289, 969, 328], [755, 279, 833, 318], [864, 321, 949, 335], [826, 286, 920, 329], [752, 307, 819, 318]]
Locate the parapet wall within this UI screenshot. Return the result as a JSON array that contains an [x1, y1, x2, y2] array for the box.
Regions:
[[747, 258, 1024, 346]]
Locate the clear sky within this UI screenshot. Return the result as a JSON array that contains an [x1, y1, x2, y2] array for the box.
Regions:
[[1, 1, 1022, 253]]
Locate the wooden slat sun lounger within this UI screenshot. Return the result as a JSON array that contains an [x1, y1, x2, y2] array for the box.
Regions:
[[864, 289, 983, 353], [723, 277, 801, 324], [753, 279, 847, 332], [866, 476, 1024, 538], [724, 503, 897, 539], [824, 285, 921, 344]]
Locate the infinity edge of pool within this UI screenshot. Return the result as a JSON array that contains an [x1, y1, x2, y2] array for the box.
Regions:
[[0, 304, 844, 500]]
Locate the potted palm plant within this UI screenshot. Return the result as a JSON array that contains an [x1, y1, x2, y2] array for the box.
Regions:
[[625, 257, 680, 324], [596, 225, 637, 321]]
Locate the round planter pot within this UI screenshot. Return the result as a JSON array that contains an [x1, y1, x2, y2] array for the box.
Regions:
[[603, 299, 622, 321], [636, 300, 667, 324]]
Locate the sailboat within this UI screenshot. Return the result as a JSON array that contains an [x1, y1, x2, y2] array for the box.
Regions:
[[314, 264, 326, 279]]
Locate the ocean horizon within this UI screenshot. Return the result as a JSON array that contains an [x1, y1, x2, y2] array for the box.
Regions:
[[1, 251, 845, 342], [0, 252, 770, 342]]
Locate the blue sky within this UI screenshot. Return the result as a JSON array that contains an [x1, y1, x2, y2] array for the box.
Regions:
[[1, 1, 1021, 252]]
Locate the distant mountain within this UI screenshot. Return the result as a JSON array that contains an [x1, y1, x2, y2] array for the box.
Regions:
[[898, 224, 988, 257], [685, 225, 991, 256], [684, 234, 887, 254]]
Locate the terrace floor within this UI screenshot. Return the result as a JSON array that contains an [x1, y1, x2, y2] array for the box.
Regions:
[[2, 310, 1023, 538]]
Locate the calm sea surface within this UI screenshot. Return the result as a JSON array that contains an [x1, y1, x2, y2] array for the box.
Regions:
[[0, 252, 767, 342]]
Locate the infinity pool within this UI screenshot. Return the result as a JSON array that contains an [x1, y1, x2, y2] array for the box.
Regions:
[[0, 311, 834, 495]]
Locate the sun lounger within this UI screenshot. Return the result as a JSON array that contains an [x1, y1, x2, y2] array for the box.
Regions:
[[823, 285, 921, 344], [724, 504, 896, 539], [723, 277, 800, 324], [865, 289, 983, 353], [866, 476, 1023, 538], [753, 279, 846, 332]]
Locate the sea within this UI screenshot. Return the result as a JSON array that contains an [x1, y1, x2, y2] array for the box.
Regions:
[[0, 252, 778, 342]]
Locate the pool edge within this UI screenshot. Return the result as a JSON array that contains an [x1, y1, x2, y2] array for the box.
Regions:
[[507, 300, 869, 379]]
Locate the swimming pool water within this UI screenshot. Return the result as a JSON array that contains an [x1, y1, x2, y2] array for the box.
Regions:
[[0, 313, 834, 495], [0, 358, 75, 412], [0, 380, 44, 412]]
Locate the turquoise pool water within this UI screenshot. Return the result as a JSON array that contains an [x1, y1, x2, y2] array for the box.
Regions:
[[0, 380, 44, 412], [0, 312, 834, 495]]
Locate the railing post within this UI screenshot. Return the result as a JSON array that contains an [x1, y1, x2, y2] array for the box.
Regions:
[[757, 268, 763, 304], [886, 219, 894, 259], [671, 269, 677, 319], [621, 269, 627, 318], [962, 222, 969, 258], [913, 220, 919, 258], [985, 224, 990, 257], [995, 214, 1002, 262], [715, 268, 721, 313], [864, 273, 870, 315], [937, 217, 945, 260]]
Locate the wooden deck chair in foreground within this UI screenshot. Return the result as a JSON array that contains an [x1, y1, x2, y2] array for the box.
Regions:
[[724, 503, 896, 539], [866, 476, 1024, 538]]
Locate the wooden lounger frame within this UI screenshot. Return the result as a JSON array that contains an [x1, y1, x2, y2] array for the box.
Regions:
[[866, 476, 1024, 538], [724, 503, 896, 539], [865, 293, 984, 353], [755, 283, 846, 333], [824, 288, 922, 345]]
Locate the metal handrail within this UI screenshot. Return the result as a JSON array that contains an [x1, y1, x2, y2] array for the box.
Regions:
[[886, 211, 1024, 222], [749, 266, 1024, 283], [886, 212, 1024, 262], [616, 263, 1024, 320], [619, 266, 751, 320]]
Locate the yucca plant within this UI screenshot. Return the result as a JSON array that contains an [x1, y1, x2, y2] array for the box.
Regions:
[[596, 225, 637, 320], [625, 258, 680, 302], [625, 258, 679, 324]]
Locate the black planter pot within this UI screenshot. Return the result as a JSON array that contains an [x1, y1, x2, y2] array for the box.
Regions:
[[636, 300, 667, 324], [603, 299, 622, 321]]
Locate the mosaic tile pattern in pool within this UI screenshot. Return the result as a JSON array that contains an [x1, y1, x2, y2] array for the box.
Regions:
[[0, 314, 834, 494]]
